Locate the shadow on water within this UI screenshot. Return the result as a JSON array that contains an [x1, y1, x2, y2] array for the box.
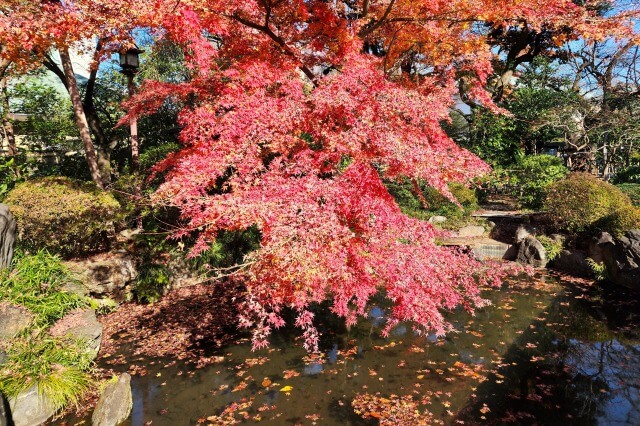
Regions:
[[57, 273, 640, 425], [455, 277, 640, 425]]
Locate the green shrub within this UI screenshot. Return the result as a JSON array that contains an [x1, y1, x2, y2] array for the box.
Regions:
[[132, 263, 171, 303], [139, 142, 180, 172], [5, 177, 123, 258], [612, 165, 640, 184], [387, 179, 478, 221], [512, 155, 568, 209], [449, 182, 479, 212], [586, 258, 608, 282], [594, 204, 640, 237], [0, 157, 25, 201], [544, 173, 640, 236], [0, 250, 89, 327], [0, 337, 93, 410], [536, 235, 563, 261], [616, 183, 640, 207]]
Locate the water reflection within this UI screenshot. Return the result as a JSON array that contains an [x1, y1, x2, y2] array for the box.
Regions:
[[58, 274, 640, 425]]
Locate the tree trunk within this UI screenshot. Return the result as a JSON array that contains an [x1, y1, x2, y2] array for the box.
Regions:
[[83, 46, 112, 186], [0, 76, 17, 156], [84, 104, 112, 185], [59, 48, 104, 188]]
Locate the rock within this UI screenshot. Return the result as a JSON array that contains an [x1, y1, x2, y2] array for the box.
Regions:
[[60, 280, 89, 298], [549, 234, 565, 244], [457, 225, 485, 238], [589, 232, 614, 264], [551, 250, 593, 278], [0, 204, 16, 270], [117, 228, 141, 242], [600, 230, 640, 290], [0, 350, 7, 366], [92, 373, 133, 426], [0, 302, 33, 339], [65, 253, 138, 301], [1, 391, 10, 426], [428, 215, 447, 224], [9, 385, 56, 426], [516, 235, 547, 268], [515, 225, 533, 244], [49, 309, 102, 360]]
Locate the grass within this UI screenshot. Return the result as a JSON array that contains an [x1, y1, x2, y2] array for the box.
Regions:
[[0, 249, 95, 411], [0, 250, 89, 328], [0, 336, 93, 410]]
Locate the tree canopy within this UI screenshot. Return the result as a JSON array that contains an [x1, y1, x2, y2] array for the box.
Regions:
[[2, 0, 639, 350]]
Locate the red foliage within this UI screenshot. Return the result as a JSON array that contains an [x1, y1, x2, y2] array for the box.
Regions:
[[2, 0, 638, 350]]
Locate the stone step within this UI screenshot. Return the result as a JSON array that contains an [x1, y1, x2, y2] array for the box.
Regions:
[[441, 238, 514, 261]]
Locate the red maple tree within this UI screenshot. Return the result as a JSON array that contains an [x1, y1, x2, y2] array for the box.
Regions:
[[3, 1, 638, 350]]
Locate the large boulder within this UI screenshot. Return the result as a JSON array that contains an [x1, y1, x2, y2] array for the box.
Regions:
[[516, 235, 548, 268], [551, 250, 593, 278], [65, 252, 137, 301], [0, 302, 33, 339], [0, 204, 16, 270], [49, 309, 102, 360], [600, 230, 640, 290], [92, 373, 133, 426], [589, 232, 614, 264], [9, 385, 56, 426]]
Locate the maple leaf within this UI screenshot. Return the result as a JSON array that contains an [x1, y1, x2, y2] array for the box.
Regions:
[[3, 0, 638, 352]]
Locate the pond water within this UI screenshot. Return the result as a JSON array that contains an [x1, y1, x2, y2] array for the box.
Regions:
[[60, 273, 640, 425]]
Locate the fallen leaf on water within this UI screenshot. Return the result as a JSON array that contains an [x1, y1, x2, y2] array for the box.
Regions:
[[280, 385, 293, 392], [283, 370, 300, 379]]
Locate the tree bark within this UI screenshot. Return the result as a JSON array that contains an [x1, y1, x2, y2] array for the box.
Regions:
[[83, 41, 112, 185], [0, 75, 17, 156], [59, 48, 104, 188], [45, 49, 113, 185]]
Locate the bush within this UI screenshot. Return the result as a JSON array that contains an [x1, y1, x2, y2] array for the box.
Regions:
[[616, 183, 640, 207], [139, 142, 181, 172], [387, 179, 478, 221], [512, 155, 568, 209], [536, 235, 563, 261], [449, 183, 479, 212], [544, 173, 640, 236], [0, 250, 89, 327], [5, 177, 123, 258], [612, 165, 640, 184]]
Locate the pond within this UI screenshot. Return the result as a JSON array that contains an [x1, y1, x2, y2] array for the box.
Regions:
[[59, 273, 640, 425]]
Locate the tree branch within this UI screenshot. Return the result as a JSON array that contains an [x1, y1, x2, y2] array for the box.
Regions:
[[358, 0, 396, 38], [84, 39, 103, 107], [229, 13, 317, 85], [42, 53, 68, 91]]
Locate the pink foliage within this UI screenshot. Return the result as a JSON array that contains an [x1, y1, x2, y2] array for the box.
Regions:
[[118, 0, 631, 351]]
